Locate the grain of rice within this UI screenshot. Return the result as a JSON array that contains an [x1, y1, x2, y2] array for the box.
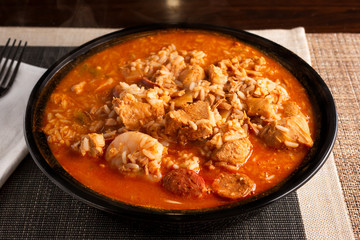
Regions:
[[139, 136, 148, 148], [237, 90, 246, 100], [200, 88, 205, 101], [121, 150, 127, 163], [103, 131, 116, 139], [195, 119, 209, 125], [245, 69, 262, 76], [144, 165, 149, 175], [55, 113, 64, 119], [52, 109, 65, 113], [169, 101, 175, 111], [47, 113, 53, 121], [284, 141, 299, 148], [142, 139, 156, 149], [142, 149, 156, 160], [189, 120, 197, 130], [233, 108, 242, 115], [224, 134, 242, 142], [54, 129, 61, 141], [266, 175, 275, 181], [128, 154, 136, 163], [106, 109, 115, 118], [189, 81, 196, 91], [193, 89, 199, 99], [164, 199, 182, 204], [126, 163, 140, 170], [60, 119, 71, 124], [275, 125, 289, 132], [103, 105, 111, 114]]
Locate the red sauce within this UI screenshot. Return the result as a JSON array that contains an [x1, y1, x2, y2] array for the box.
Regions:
[[43, 30, 315, 209]]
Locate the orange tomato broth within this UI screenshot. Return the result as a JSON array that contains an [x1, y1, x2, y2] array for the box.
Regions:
[[44, 29, 315, 209]]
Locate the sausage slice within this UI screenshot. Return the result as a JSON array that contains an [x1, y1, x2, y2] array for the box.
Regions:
[[212, 172, 255, 199], [162, 169, 206, 198]]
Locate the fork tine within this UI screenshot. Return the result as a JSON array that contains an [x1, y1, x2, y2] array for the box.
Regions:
[[2, 41, 27, 93], [0, 38, 11, 60], [0, 40, 27, 97], [0, 39, 16, 82], [1, 40, 23, 87]]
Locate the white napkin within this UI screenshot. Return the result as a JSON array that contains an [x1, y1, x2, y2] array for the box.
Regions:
[[0, 61, 46, 188]]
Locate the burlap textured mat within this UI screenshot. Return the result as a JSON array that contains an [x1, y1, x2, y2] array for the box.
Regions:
[[307, 33, 360, 238]]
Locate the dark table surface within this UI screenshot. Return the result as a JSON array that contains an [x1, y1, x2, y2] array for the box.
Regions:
[[1, 0, 360, 32]]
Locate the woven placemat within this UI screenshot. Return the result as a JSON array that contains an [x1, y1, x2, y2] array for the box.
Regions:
[[307, 33, 360, 239]]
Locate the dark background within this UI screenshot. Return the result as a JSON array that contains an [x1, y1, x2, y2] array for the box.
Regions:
[[1, 0, 359, 32]]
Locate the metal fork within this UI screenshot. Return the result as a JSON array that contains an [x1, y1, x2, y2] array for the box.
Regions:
[[0, 38, 27, 97]]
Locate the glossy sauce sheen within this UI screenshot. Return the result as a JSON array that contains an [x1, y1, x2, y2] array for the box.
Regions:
[[44, 30, 315, 209]]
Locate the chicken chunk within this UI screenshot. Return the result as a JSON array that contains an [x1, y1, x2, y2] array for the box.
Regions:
[[178, 121, 213, 143], [164, 101, 214, 142], [164, 110, 191, 136], [113, 93, 154, 130], [260, 108, 313, 148], [246, 97, 276, 119], [283, 101, 300, 117], [208, 64, 228, 85], [79, 133, 105, 157], [184, 100, 211, 121], [179, 65, 205, 88], [212, 138, 252, 166]]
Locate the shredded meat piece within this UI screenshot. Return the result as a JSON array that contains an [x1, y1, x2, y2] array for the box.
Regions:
[[260, 102, 313, 148], [212, 138, 252, 166], [212, 172, 255, 199]]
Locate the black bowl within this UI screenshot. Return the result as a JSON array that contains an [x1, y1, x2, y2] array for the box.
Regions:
[[24, 23, 337, 223]]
